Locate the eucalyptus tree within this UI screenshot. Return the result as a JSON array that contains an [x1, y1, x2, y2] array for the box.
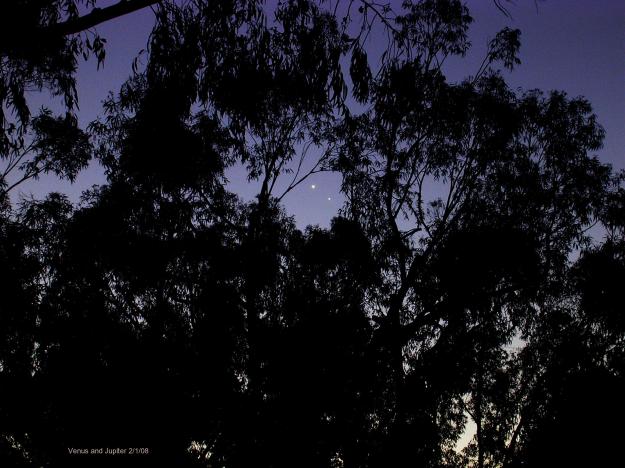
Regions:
[[0, 1, 622, 467], [331, 1, 616, 465], [0, 1, 164, 197]]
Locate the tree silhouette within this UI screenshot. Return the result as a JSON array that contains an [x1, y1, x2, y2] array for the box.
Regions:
[[0, 0, 159, 194], [0, 1, 623, 467]]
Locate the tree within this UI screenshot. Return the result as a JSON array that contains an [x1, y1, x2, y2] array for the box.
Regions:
[[331, 1, 615, 465], [0, 1, 622, 467], [0, 0, 159, 194]]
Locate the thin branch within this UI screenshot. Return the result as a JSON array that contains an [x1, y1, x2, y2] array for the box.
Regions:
[[277, 146, 333, 202], [1, 166, 42, 195], [2, 143, 34, 179]]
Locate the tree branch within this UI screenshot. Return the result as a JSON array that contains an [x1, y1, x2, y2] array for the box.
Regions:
[[44, 0, 161, 37]]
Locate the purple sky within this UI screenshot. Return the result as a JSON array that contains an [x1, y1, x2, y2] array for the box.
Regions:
[[22, 0, 625, 228]]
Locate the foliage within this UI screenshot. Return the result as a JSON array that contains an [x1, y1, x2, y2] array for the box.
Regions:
[[0, 1, 623, 467]]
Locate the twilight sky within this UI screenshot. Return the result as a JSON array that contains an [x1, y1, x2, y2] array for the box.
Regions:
[[22, 0, 625, 228]]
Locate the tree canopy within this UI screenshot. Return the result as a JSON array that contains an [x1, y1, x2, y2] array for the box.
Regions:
[[0, 1, 623, 467]]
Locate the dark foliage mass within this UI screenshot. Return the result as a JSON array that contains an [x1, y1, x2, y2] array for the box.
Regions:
[[1, 1, 624, 467]]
